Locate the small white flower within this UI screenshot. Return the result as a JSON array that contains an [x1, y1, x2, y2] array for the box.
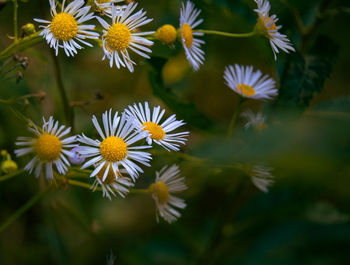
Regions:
[[125, 102, 189, 151], [34, 0, 99, 57], [241, 110, 267, 131], [91, 165, 133, 200], [96, 2, 154, 72], [224, 64, 277, 101], [15, 117, 77, 179], [254, 0, 295, 59], [93, 0, 124, 15], [180, 1, 205, 71], [149, 165, 187, 223], [251, 164, 274, 193], [78, 109, 151, 182]]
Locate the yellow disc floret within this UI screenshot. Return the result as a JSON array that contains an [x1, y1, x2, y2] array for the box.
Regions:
[[106, 23, 131, 51], [237, 83, 256, 97], [156, 24, 177, 45], [142, 122, 165, 141], [181, 23, 193, 48], [150, 181, 169, 204], [100, 136, 127, 162], [50, 13, 78, 41], [97, 164, 116, 184], [35, 133, 62, 161]]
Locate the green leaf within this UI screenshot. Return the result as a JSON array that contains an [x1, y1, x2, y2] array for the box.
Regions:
[[277, 36, 339, 109]]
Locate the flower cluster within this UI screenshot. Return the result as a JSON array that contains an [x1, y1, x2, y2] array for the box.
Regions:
[[15, 102, 189, 223], [34, 0, 294, 72]]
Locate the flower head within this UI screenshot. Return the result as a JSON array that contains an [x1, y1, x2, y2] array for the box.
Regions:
[[254, 0, 295, 59], [78, 109, 152, 182], [91, 164, 133, 199], [15, 117, 77, 179], [156, 24, 177, 45], [96, 2, 154, 72], [180, 1, 205, 71], [34, 0, 99, 56], [251, 164, 275, 193], [125, 102, 189, 151], [224, 64, 277, 101], [241, 110, 267, 132], [149, 165, 187, 223]]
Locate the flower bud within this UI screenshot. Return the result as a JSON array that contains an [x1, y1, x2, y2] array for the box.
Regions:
[[156, 24, 177, 45], [1, 160, 18, 174]]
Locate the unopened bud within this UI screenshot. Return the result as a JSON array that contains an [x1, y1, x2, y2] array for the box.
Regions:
[[1, 160, 18, 174], [156, 24, 177, 45], [22, 23, 36, 35]]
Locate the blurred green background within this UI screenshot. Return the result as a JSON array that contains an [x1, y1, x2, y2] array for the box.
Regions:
[[0, 0, 350, 264]]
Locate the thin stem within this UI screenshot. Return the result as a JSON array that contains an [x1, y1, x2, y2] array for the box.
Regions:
[[67, 179, 92, 190], [0, 169, 25, 182], [13, 0, 18, 41], [227, 97, 244, 137], [193, 30, 255, 38], [50, 50, 74, 131], [0, 32, 42, 60], [0, 186, 51, 233]]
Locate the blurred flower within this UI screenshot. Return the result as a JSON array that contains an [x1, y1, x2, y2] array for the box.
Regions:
[[78, 109, 151, 181], [156, 24, 177, 45], [34, 0, 99, 56], [69, 146, 85, 165], [96, 2, 154, 72], [125, 102, 189, 151], [254, 0, 295, 59], [180, 1, 205, 71], [251, 164, 275, 193], [149, 165, 187, 223], [15, 117, 77, 179], [241, 110, 267, 132], [106, 251, 116, 265], [306, 202, 349, 224], [223, 64, 277, 101], [1, 150, 18, 174], [91, 164, 133, 199]]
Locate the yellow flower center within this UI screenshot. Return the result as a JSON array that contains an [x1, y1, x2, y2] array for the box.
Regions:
[[260, 15, 277, 32], [96, 164, 116, 184], [237, 83, 256, 97], [142, 122, 165, 141], [35, 133, 62, 161], [156, 24, 177, 45], [50, 13, 78, 41], [150, 181, 169, 204], [181, 23, 193, 48], [106, 22, 131, 51], [100, 136, 127, 162]]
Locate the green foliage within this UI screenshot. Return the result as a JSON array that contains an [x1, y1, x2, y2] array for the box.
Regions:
[[278, 36, 339, 109]]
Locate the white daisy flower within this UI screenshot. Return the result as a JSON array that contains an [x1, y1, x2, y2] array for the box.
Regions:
[[223, 64, 277, 101], [92, 0, 125, 15], [96, 2, 154, 72], [125, 102, 189, 152], [149, 165, 187, 223], [91, 165, 133, 200], [78, 109, 152, 182], [251, 164, 274, 193], [34, 0, 99, 57], [180, 1, 205, 71], [15, 117, 77, 180], [241, 110, 267, 131], [254, 0, 295, 59]]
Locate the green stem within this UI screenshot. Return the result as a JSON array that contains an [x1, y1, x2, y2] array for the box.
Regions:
[[227, 97, 244, 137], [193, 30, 255, 38], [0, 32, 42, 60], [0, 169, 24, 182], [50, 50, 74, 131], [0, 186, 51, 233], [13, 0, 18, 41], [67, 179, 92, 190]]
